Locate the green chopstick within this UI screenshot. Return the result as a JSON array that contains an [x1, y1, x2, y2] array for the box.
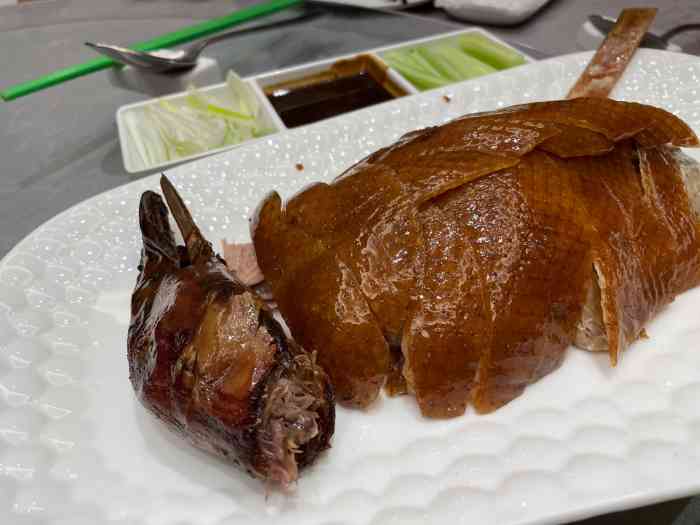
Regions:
[[0, 0, 303, 102]]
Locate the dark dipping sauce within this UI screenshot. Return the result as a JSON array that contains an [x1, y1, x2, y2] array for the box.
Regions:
[[267, 72, 396, 128]]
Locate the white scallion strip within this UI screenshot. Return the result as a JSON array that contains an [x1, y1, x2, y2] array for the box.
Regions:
[[126, 71, 273, 170]]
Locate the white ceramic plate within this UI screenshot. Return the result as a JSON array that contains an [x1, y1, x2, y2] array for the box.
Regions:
[[2, 49, 700, 525]]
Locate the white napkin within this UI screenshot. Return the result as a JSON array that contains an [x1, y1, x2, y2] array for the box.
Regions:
[[435, 0, 552, 26]]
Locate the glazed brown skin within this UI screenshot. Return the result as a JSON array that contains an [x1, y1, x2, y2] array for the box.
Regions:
[[128, 180, 334, 485], [409, 151, 594, 416], [253, 98, 700, 417]]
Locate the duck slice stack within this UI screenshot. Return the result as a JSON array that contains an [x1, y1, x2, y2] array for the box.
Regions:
[[253, 97, 700, 417]]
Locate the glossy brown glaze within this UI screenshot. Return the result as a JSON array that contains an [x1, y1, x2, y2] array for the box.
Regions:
[[573, 142, 700, 364], [254, 185, 393, 407], [252, 98, 700, 416], [403, 201, 491, 417], [128, 177, 334, 486]]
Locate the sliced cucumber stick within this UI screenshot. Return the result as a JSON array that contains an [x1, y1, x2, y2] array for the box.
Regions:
[[416, 46, 461, 82], [407, 49, 443, 78], [383, 57, 448, 91], [459, 33, 526, 70], [384, 33, 521, 91], [438, 45, 495, 80]]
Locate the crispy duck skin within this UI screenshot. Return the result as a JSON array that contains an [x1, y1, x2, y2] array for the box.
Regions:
[[128, 176, 334, 486], [252, 98, 700, 417]]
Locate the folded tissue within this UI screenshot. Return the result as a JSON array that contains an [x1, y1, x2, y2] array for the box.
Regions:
[[435, 0, 552, 26]]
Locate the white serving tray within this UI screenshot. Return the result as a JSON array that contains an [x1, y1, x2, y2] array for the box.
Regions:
[[116, 28, 533, 174]]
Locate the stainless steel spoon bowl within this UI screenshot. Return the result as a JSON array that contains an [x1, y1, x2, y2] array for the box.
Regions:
[[85, 10, 322, 73]]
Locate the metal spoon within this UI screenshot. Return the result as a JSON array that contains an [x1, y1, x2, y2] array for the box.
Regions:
[[85, 10, 322, 73], [589, 15, 700, 52]]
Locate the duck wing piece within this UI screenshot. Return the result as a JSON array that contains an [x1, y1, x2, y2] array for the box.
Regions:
[[128, 176, 334, 487]]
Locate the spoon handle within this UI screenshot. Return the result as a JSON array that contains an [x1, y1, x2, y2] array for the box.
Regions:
[[1, 0, 302, 102], [660, 23, 700, 43], [187, 9, 323, 57]]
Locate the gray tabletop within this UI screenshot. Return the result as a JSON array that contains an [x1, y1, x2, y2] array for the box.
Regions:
[[1, 1, 699, 523]]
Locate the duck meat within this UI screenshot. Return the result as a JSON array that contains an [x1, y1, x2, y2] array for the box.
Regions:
[[128, 176, 334, 486], [252, 97, 700, 417]]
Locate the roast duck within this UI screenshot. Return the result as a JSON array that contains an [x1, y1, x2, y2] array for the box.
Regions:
[[128, 177, 334, 486], [253, 97, 700, 417], [128, 7, 700, 483]]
